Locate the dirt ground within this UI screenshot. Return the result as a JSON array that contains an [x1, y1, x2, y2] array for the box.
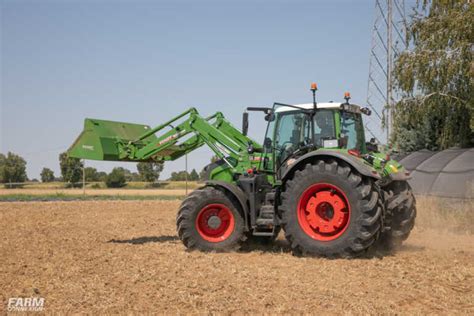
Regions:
[[1, 200, 473, 314]]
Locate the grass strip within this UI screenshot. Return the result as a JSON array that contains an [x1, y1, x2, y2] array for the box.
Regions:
[[0, 193, 185, 202]]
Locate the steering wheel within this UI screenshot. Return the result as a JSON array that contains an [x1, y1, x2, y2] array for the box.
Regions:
[[278, 141, 294, 157]]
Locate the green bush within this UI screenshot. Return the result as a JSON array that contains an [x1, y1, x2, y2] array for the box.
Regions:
[[105, 168, 127, 188]]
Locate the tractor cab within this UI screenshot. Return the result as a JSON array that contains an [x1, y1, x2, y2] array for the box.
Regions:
[[255, 93, 372, 173]]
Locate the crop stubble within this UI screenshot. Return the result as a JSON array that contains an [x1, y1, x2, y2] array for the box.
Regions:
[[0, 200, 473, 314]]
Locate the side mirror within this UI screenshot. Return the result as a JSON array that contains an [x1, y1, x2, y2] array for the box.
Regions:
[[264, 112, 275, 122], [242, 112, 249, 136], [247, 106, 275, 122], [361, 107, 371, 116]]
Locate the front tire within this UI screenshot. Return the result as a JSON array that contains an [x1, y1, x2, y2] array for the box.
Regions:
[[177, 187, 245, 251], [280, 160, 384, 258]]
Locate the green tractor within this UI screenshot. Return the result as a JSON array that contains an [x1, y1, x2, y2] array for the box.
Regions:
[[68, 84, 416, 257]]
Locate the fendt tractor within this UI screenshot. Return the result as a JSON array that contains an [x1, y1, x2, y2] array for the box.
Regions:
[[68, 84, 416, 257]]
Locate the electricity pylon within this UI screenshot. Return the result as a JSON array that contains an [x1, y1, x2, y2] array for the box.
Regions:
[[366, 0, 409, 144]]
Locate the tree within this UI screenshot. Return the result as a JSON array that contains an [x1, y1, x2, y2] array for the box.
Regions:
[[393, 0, 473, 151], [0, 153, 5, 183], [130, 172, 141, 181], [113, 167, 139, 182], [105, 167, 127, 188], [59, 152, 83, 184], [189, 169, 199, 181], [168, 170, 201, 181], [199, 168, 207, 181], [96, 171, 108, 182], [1, 152, 27, 185], [137, 162, 164, 182], [84, 167, 99, 182], [169, 171, 189, 181], [40, 168, 55, 183]]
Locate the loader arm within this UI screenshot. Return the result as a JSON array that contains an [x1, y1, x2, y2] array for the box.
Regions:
[[68, 108, 262, 174]]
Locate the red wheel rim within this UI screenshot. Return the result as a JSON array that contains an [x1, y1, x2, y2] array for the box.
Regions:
[[297, 183, 350, 241], [195, 204, 235, 242]]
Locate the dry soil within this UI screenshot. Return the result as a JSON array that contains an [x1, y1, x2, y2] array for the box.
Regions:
[[1, 200, 473, 314]]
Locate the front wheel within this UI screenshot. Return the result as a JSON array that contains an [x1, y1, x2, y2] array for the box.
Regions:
[[280, 160, 384, 258], [177, 187, 245, 251]]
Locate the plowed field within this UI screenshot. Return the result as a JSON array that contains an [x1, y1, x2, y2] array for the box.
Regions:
[[1, 200, 473, 314]]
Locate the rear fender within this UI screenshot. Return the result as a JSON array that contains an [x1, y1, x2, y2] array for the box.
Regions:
[[204, 181, 250, 231], [281, 150, 381, 182]]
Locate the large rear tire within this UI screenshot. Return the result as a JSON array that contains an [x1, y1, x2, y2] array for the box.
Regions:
[[177, 187, 245, 251], [380, 181, 416, 249], [280, 160, 384, 258]]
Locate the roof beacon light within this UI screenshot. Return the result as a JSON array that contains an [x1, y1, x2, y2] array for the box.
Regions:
[[310, 83, 318, 110], [344, 92, 351, 104]]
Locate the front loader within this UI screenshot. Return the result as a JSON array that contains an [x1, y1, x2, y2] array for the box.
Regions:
[[68, 84, 416, 257]]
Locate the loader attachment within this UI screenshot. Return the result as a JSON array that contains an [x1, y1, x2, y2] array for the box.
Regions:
[[68, 118, 158, 161], [68, 107, 261, 166]]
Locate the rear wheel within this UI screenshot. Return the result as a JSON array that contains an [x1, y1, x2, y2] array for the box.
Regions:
[[177, 187, 245, 251], [280, 160, 384, 257], [380, 181, 416, 249]]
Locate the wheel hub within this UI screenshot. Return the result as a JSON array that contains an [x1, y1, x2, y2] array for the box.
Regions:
[[317, 202, 334, 220], [297, 183, 350, 241], [195, 204, 235, 243], [207, 215, 222, 229]]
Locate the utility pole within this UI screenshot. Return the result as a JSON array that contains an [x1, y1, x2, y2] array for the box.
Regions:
[[387, 0, 393, 140], [82, 159, 86, 196], [185, 153, 188, 195]]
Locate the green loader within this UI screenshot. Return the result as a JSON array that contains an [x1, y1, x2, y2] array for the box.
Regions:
[[68, 84, 416, 257]]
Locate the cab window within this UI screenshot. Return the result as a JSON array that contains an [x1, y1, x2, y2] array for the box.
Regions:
[[314, 110, 336, 146], [340, 112, 365, 151], [274, 111, 306, 162]]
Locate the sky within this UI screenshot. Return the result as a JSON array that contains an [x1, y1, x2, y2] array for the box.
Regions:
[[2, 0, 384, 180]]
